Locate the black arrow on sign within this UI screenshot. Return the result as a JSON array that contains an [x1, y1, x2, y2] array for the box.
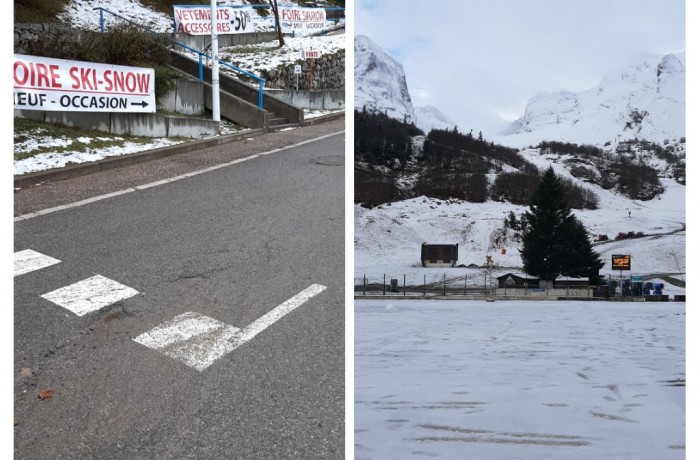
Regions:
[[130, 101, 149, 108]]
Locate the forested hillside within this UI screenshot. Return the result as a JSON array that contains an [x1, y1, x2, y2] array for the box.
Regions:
[[355, 110, 609, 209]]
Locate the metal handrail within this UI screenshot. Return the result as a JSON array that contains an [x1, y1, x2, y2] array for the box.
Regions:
[[93, 6, 266, 107], [171, 40, 265, 108]]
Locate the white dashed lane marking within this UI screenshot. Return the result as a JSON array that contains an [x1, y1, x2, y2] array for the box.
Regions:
[[134, 284, 327, 371], [14, 249, 61, 277], [41, 275, 139, 316]]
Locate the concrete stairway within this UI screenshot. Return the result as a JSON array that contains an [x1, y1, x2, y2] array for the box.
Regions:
[[169, 51, 303, 132]]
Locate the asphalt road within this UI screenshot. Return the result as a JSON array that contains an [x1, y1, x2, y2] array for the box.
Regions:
[[14, 129, 345, 458]]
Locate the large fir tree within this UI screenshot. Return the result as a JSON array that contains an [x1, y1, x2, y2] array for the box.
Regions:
[[520, 166, 603, 283]]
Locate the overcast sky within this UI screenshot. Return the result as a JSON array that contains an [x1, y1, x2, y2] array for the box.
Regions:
[[355, 0, 686, 138]]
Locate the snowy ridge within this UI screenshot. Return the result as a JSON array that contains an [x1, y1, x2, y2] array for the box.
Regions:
[[414, 105, 458, 134], [354, 35, 416, 123], [497, 52, 685, 147]]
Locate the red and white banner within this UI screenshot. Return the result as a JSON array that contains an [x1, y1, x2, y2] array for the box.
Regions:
[[13, 54, 155, 113], [280, 7, 326, 35], [174, 6, 255, 35]]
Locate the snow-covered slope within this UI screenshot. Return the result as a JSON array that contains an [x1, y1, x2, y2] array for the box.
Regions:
[[57, 0, 312, 33], [414, 105, 457, 134], [354, 35, 415, 123], [355, 177, 685, 287], [498, 52, 685, 147]]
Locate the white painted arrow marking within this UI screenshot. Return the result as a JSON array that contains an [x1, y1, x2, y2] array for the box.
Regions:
[[134, 284, 327, 371], [14, 249, 61, 276]]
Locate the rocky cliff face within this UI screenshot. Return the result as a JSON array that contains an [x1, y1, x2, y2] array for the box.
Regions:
[[354, 34, 415, 123]]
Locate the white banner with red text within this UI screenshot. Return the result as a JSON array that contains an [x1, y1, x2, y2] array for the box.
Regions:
[[279, 7, 326, 35], [173, 5, 255, 35], [13, 54, 155, 113]]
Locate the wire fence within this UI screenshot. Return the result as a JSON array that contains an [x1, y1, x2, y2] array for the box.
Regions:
[[354, 274, 685, 301], [354, 273, 617, 300], [354, 273, 499, 298]]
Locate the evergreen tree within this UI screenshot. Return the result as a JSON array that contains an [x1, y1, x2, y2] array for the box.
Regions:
[[560, 217, 603, 283], [520, 166, 602, 283]]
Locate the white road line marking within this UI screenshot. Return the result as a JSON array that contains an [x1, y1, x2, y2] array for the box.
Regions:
[[14, 131, 345, 222], [41, 275, 139, 316], [236, 283, 327, 344], [133, 284, 327, 371], [14, 249, 61, 277]]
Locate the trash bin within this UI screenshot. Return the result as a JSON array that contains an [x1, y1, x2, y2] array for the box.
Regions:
[[390, 278, 399, 292]]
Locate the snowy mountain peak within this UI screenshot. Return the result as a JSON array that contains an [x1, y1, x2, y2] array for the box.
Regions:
[[414, 105, 458, 134], [354, 35, 415, 123], [498, 52, 685, 146]]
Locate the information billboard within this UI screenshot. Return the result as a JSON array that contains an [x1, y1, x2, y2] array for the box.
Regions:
[[611, 254, 631, 271], [14, 54, 155, 113]]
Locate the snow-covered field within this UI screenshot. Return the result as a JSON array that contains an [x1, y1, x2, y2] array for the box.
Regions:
[[355, 299, 685, 459]]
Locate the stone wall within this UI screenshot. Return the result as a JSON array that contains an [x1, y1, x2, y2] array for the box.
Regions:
[[261, 49, 344, 90], [15, 23, 86, 53], [15, 24, 278, 54]]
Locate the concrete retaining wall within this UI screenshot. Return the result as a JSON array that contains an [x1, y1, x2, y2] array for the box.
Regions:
[[159, 80, 206, 115], [263, 89, 344, 110], [14, 110, 219, 139]]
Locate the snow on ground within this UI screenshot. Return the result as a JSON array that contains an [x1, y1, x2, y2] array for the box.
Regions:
[[14, 136, 184, 176], [216, 33, 345, 77], [58, 0, 268, 33], [355, 299, 685, 460]]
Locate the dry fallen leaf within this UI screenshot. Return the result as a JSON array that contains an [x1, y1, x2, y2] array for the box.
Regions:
[[38, 389, 53, 400], [19, 368, 32, 378]]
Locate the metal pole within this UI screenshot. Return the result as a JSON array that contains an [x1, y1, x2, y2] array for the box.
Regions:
[[363, 275, 366, 296], [258, 81, 264, 108], [210, 0, 220, 122], [198, 54, 203, 81], [309, 59, 313, 90], [423, 274, 426, 297], [403, 274, 406, 297], [100, 9, 104, 33], [383, 274, 386, 296], [464, 275, 467, 296]]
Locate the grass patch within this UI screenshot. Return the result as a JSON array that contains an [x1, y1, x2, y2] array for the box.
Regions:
[[14, 118, 155, 161], [15, 0, 69, 23]]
